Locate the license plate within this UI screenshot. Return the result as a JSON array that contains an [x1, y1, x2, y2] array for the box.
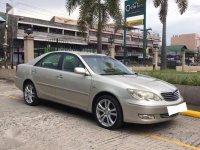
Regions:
[[167, 102, 187, 116]]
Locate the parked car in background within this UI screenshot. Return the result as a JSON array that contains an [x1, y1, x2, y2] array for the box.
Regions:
[[15, 51, 187, 129], [189, 62, 198, 66], [0, 57, 4, 62]]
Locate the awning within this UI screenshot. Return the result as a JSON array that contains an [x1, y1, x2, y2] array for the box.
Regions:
[[165, 45, 197, 55], [0, 16, 6, 23]]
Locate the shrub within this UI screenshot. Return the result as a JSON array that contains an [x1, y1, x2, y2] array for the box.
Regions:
[[138, 70, 200, 86]]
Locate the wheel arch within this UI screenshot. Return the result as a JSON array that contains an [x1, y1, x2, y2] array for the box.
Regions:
[[23, 79, 35, 90], [23, 79, 40, 106]]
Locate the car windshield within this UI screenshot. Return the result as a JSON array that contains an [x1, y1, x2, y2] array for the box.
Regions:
[[82, 55, 134, 75]]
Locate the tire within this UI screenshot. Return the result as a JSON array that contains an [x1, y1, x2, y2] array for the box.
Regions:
[[23, 82, 39, 106], [94, 95, 123, 130]]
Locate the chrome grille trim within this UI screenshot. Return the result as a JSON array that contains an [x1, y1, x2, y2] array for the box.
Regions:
[[161, 90, 179, 101]]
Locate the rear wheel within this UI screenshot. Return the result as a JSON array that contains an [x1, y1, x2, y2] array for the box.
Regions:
[[94, 95, 123, 129], [23, 82, 39, 106]]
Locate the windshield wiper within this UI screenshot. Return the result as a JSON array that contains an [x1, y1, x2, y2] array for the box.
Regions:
[[99, 73, 118, 75], [122, 73, 134, 75], [100, 73, 134, 75]]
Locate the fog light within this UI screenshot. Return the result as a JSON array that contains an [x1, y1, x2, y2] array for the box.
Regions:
[[138, 114, 155, 120]]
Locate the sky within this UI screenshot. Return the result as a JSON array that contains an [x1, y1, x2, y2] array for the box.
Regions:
[[0, 0, 200, 45]]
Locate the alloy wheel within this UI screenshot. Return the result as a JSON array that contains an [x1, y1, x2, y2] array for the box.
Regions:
[[96, 99, 118, 127], [24, 84, 36, 104]]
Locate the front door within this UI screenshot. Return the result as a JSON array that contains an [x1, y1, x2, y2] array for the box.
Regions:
[[55, 54, 92, 110]]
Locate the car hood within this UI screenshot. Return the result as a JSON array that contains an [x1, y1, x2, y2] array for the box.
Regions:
[[104, 74, 177, 93]]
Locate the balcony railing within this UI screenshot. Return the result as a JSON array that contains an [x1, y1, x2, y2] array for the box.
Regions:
[[17, 28, 159, 47], [89, 35, 156, 47], [115, 51, 143, 57], [17, 29, 88, 45]]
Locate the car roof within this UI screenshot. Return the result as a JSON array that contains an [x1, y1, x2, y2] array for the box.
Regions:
[[49, 51, 106, 56]]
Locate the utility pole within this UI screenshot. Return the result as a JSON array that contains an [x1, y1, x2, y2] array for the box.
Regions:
[[0, 16, 5, 68], [198, 46, 200, 66], [123, 19, 127, 64], [3, 3, 13, 68], [143, 0, 147, 66], [57, 38, 59, 51], [3, 10, 8, 68]]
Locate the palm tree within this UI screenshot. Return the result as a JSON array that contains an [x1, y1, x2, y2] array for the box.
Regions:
[[153, 0, 188, 70], [66, 0, 122, 54]]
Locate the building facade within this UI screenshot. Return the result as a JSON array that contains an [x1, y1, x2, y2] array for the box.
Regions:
[[0, 12, 160, 64], [171, 33, 200, 51]]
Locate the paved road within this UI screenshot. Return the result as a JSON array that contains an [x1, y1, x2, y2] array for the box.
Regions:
[[0, 80, 200, 150]]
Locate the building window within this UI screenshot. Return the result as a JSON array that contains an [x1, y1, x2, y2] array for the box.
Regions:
[[89, 31, 96, 36], [115, 35, 123, 40], [50, 28, 62, 34], [64, 30, 75, 36], [131, 37, 139, 42], [126, 37, 130, 41], [18, 23, 32, 30], [102, 33, 110, 38], [77, 32, 87, 37], [33, 25, 48, 33]]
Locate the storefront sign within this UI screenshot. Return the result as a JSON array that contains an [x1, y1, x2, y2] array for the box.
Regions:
[[127, 19, 144, 27], [125, 0, 145, 18]]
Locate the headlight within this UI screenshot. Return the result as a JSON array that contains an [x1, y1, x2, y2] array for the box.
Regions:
[[127, 89, 162, 101]]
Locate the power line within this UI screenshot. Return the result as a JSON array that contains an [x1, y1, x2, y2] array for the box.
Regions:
[[0, 2, 6, 4], [0, 1, 74, 21], [0, 2, 48, 18], [0, 3, 51, 19], [16, 9, 52, 19], [0, 1, 68, 18], [17, 6, 54, 18], [18, 2, 63, 14], [16, 1, 68, 17], [0, 5, 5, 11]]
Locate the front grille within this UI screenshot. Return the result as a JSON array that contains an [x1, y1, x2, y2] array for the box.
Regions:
[[161, 90, 179, 101], [160, 113, 179, 118]]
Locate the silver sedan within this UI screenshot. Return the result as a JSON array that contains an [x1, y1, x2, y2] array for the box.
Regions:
[[15, 51, 187, 129]]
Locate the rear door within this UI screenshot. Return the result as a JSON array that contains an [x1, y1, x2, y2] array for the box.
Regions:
[[31, 53, 62, 100], [55, 53, 92, 110]]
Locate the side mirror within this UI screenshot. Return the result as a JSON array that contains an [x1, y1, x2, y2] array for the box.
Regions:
[[74, 67, 90, 76]]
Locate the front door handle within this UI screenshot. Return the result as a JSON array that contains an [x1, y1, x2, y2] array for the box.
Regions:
[[32, 69, 37, 74]]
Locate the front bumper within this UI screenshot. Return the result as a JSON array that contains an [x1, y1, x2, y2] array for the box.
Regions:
[[123, 100, 184, 124]]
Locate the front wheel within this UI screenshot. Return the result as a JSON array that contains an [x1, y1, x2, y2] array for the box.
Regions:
[[23, 82, 39, 106], [94, 95, 123, 129]]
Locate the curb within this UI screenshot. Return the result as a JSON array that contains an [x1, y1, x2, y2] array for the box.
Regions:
[[181, 110, 200, 118]]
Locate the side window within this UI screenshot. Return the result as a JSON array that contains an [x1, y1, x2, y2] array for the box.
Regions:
[[62, 54, 84, 72], [35, 53, 62, 69]]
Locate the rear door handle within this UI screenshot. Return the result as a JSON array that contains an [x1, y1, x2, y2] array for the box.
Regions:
[[56, 74, 63, 79]]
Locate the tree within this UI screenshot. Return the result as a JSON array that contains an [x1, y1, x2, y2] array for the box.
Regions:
[[66, 0, 123, 54], [153, 0, 188, 70]]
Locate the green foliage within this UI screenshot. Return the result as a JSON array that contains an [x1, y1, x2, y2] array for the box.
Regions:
[[138, 70, 200, 86], [153, 0, 188, 70], [66, 0, 123, 54], [153, 0, 188, 23], [0, 60, 12, 67]]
